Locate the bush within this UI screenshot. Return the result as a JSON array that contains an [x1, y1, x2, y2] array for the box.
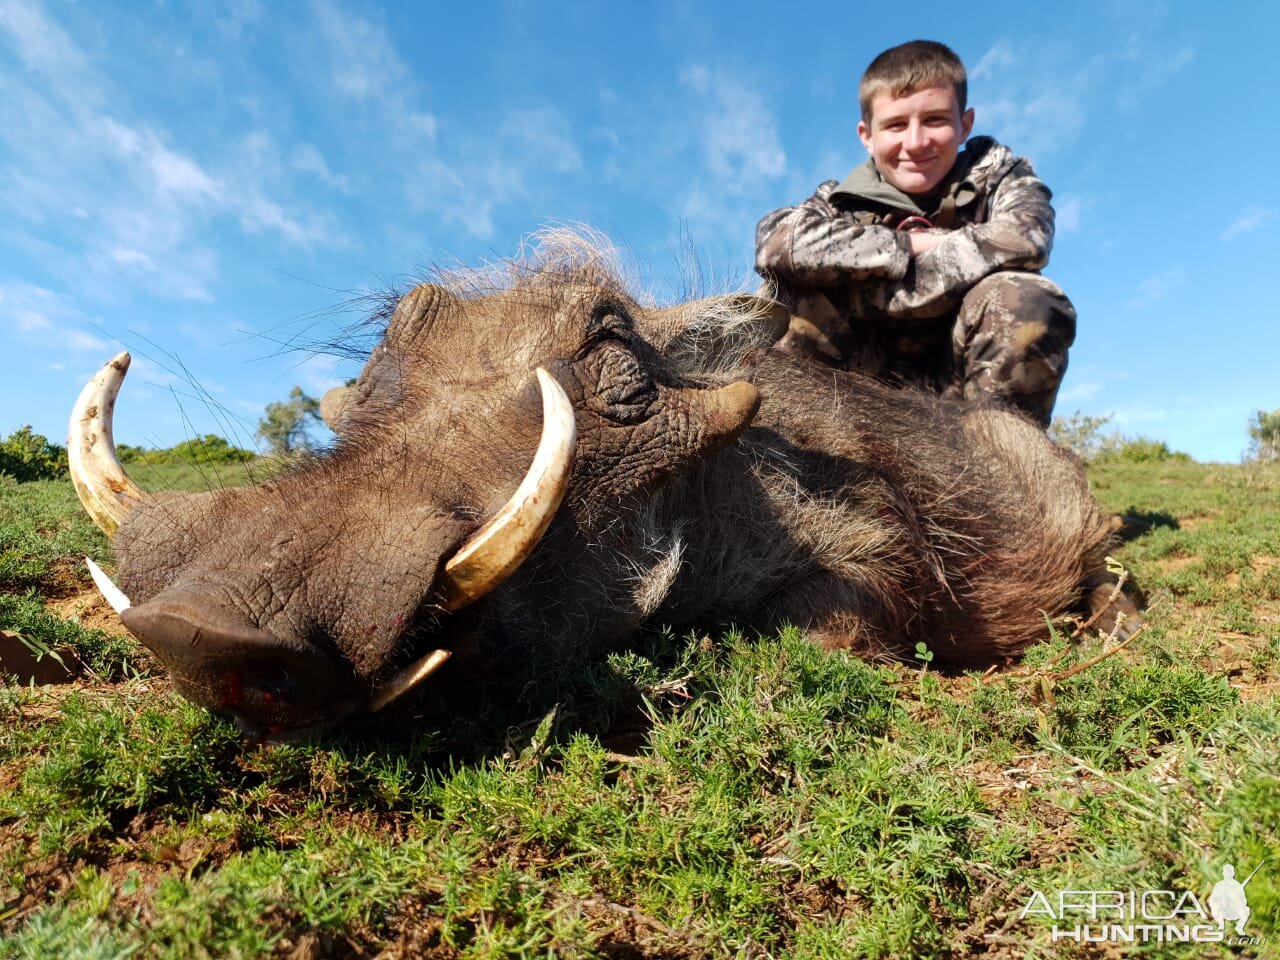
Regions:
[[1097, 437, 1193, 464], [116, 435, 254, 465], [1049, 413, 1191, 464], [1049, 412, 1114, 462], [165, 435, 255, 464], [0, 426, 68, 482]]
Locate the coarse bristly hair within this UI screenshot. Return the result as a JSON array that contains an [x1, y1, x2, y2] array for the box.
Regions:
[[350, 225, 779, 388], [859, 39, 967, 124]]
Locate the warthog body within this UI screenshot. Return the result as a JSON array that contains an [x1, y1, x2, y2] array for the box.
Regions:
[[72, 239, 1119, 737]]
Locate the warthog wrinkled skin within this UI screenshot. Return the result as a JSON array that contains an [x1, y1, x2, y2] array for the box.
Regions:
[[99, 241, 1117, 738]]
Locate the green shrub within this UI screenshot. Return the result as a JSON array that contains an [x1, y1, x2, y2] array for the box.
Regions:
[[115, 435, 254, 466], [1049, 411, 1113, 461], [0, 426, 68, 482], [165, 434, 255, 464], [1097, 436, 1193, 464]]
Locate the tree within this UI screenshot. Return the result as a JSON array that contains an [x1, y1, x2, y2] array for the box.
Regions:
[[256, 386, 322, 457], [0, 426, 67, 482], [1247, 408, 1280, 462]]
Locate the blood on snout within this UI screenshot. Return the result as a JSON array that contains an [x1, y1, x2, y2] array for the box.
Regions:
[[219, 670, 243, 708]]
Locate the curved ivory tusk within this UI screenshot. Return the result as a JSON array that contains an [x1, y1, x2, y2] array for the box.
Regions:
[[368, 648, 452, 713], [85, 556, 132, 614], [68, 352, 148, 536], [85, 555, 132, 616], [440, 367, 576, 611]]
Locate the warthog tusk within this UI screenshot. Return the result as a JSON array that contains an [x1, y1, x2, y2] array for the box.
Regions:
[[85, 556, 132, 614], [68, 352, 148, 536], [439, 367, 576, 610], [368, 648, 452, 712]]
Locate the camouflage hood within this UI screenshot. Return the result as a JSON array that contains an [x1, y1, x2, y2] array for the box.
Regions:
[[830, 136, 1019, 220]]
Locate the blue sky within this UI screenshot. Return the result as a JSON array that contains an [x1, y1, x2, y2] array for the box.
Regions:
[[1, 0, 1276, 462]]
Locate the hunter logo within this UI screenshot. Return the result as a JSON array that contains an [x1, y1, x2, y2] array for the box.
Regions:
[[1017, 861, 1268, 947], [1210, 863, 1263, 936]]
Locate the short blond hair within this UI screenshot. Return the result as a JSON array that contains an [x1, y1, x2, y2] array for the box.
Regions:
[[859, 40, 967, 125]]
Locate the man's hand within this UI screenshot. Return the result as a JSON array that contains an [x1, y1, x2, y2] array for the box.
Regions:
[[907, 231, 947, 257]]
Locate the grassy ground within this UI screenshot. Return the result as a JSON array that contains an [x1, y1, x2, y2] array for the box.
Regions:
[[0, 458, 1277, 958]]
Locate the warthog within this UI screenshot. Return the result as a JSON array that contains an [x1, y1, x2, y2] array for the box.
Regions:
[[70, 237, 1129, 739]]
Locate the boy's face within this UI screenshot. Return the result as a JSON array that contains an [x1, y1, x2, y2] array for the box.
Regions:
[[857, 85, 974, 197]]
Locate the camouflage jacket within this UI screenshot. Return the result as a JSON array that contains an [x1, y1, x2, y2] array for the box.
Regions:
[[754, 136, 1055, 325]]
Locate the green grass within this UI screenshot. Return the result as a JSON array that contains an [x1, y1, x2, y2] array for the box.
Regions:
[[1, 460, 1278, 957]]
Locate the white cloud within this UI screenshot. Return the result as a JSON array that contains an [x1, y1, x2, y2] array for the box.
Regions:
[[971, 42, 1018, 81], [501, 109, 582, 174], [0, 0, 87, 78], [1055, 193, 1087, 233], [289, 353, 347, 395], [311, 0, 436, 149], [314, 0, 407, 102], [290, 142, 351, 192], [1114, 37, 1194, 111], [1111, 403, 1170, 425], [213, 0, 264, 39], [1129, 267, 1185, 310], [681, 66, 786, 189], [0, 280, 113, 351], [406, 155, 499, 239], [970, 36, 1192, 157], [110, 247, 158, 271], [1221, 206, 1274, 241], [1057, 379, 1101, 403], [977, 91, 1086, 158], [0, 2, 346, 309], [67, 329, 109, 352]]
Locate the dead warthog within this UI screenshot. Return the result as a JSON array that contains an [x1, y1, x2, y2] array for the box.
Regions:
[[70, 236, 1130, 738]]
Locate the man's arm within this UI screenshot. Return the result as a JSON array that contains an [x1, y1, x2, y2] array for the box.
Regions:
[[755, 181, 911, 287], [878, 159, 1055, 318]]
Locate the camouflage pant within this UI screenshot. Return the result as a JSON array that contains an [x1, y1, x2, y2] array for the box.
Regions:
[[775, 271, 1075, 428], [938, 272, 1076, 427], [814, 271, 1075, 427]]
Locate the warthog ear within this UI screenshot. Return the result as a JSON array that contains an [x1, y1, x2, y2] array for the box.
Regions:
[[643, 294, 790, 372], [385, 283, 459, 350]]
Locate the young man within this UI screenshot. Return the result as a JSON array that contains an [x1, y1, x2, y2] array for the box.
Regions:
[[755, 40, 1073, 427]]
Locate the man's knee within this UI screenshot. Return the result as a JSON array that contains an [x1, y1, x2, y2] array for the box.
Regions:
[[959, 272, 1076, 347], [955, 273, 1076, 427]]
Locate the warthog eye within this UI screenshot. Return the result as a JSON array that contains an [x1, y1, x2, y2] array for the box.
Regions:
[[588, 301, 633, 332], [592, 342, 657, 424]]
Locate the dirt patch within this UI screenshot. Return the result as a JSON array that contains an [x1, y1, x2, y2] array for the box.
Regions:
[[39, 560, 93, 600], [47, 587, 131, 637], [1251, 556, 1280, 576], [1154, 555, 1198, 576], [1177, 513, 1218, 531]]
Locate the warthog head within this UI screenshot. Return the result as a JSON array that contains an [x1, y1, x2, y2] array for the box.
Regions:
[[70, 245, 786, 738]]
